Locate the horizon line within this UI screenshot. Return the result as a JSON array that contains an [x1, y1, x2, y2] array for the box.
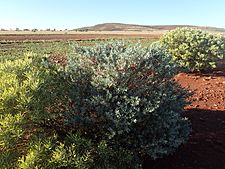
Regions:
[[1, 23, 225, 31]]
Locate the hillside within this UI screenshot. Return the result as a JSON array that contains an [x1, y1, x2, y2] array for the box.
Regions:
[[75, 23, 225, 32]]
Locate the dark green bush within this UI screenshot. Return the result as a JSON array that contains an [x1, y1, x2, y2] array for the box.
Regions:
[[160, 28, 225, 71], [0, 41, 191, 168]]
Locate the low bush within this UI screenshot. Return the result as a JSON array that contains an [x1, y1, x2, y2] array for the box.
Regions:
[[0, 41, 190, 168], [160, 28, 225, 71], [0, 52, 47, 168]]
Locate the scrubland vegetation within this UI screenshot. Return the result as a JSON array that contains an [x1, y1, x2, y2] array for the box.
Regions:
[[0, 28, 224, 168]]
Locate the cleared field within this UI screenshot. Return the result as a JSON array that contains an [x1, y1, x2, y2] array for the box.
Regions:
[[0, 31, 163, 41], [0, 30, 166, 34], [1, 30, 223, 41]]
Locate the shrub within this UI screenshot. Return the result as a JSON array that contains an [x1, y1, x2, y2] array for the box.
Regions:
[[31, 41, 190, 160], [0, 49, 142, 168], [0, 53, 46, 168], [160, 28, 225, 71], [0, 41, 190, 168], [17, 134, 140, 169]]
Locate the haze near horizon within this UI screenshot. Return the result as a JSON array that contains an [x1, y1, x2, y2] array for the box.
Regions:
[[0, 0, 225, 30]]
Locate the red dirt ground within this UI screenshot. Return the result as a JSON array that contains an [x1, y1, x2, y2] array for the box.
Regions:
[[0, 34, 160, 41], [143, 68, 225, 169]]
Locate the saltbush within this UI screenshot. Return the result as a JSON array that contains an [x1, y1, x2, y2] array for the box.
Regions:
[[160, 28, 225, 71], [31, 41, 190, 159], [0, 41, 190, 168]]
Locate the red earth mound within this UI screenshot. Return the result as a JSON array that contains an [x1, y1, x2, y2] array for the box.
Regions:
[[143, 70, 225, 169]]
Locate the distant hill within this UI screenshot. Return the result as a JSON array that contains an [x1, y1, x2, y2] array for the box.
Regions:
[[75, 23, 225, 32]]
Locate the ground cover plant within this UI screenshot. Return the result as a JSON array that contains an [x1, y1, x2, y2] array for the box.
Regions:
[[0, 40, 190, 168]]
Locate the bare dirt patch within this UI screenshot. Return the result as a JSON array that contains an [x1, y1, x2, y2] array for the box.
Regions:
[[176, 71, 225, 111], [143, 65, 225, 169]]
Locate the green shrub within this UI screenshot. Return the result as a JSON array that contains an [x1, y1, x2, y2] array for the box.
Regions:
[[31, 41, 190, 160], [0, 41, 190, 168], [0, 52, 47, 168], [160, 28, 225, 71], [0, 48, 142, 169], [17, 133, 140, 169]]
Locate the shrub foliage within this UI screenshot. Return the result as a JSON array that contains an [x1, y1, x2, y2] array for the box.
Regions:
[[160, 28, 225, 71], [0, 41, 190, 168]]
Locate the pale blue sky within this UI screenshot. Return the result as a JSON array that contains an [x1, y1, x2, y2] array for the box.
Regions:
[[0, 0, 225, 29]]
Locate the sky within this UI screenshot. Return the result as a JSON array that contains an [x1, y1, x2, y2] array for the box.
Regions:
[[0, 0, 225, 30]]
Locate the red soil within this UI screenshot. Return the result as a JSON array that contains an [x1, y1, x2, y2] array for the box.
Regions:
[[0, 34, 159, 41], [143, 70, 225, 169]]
